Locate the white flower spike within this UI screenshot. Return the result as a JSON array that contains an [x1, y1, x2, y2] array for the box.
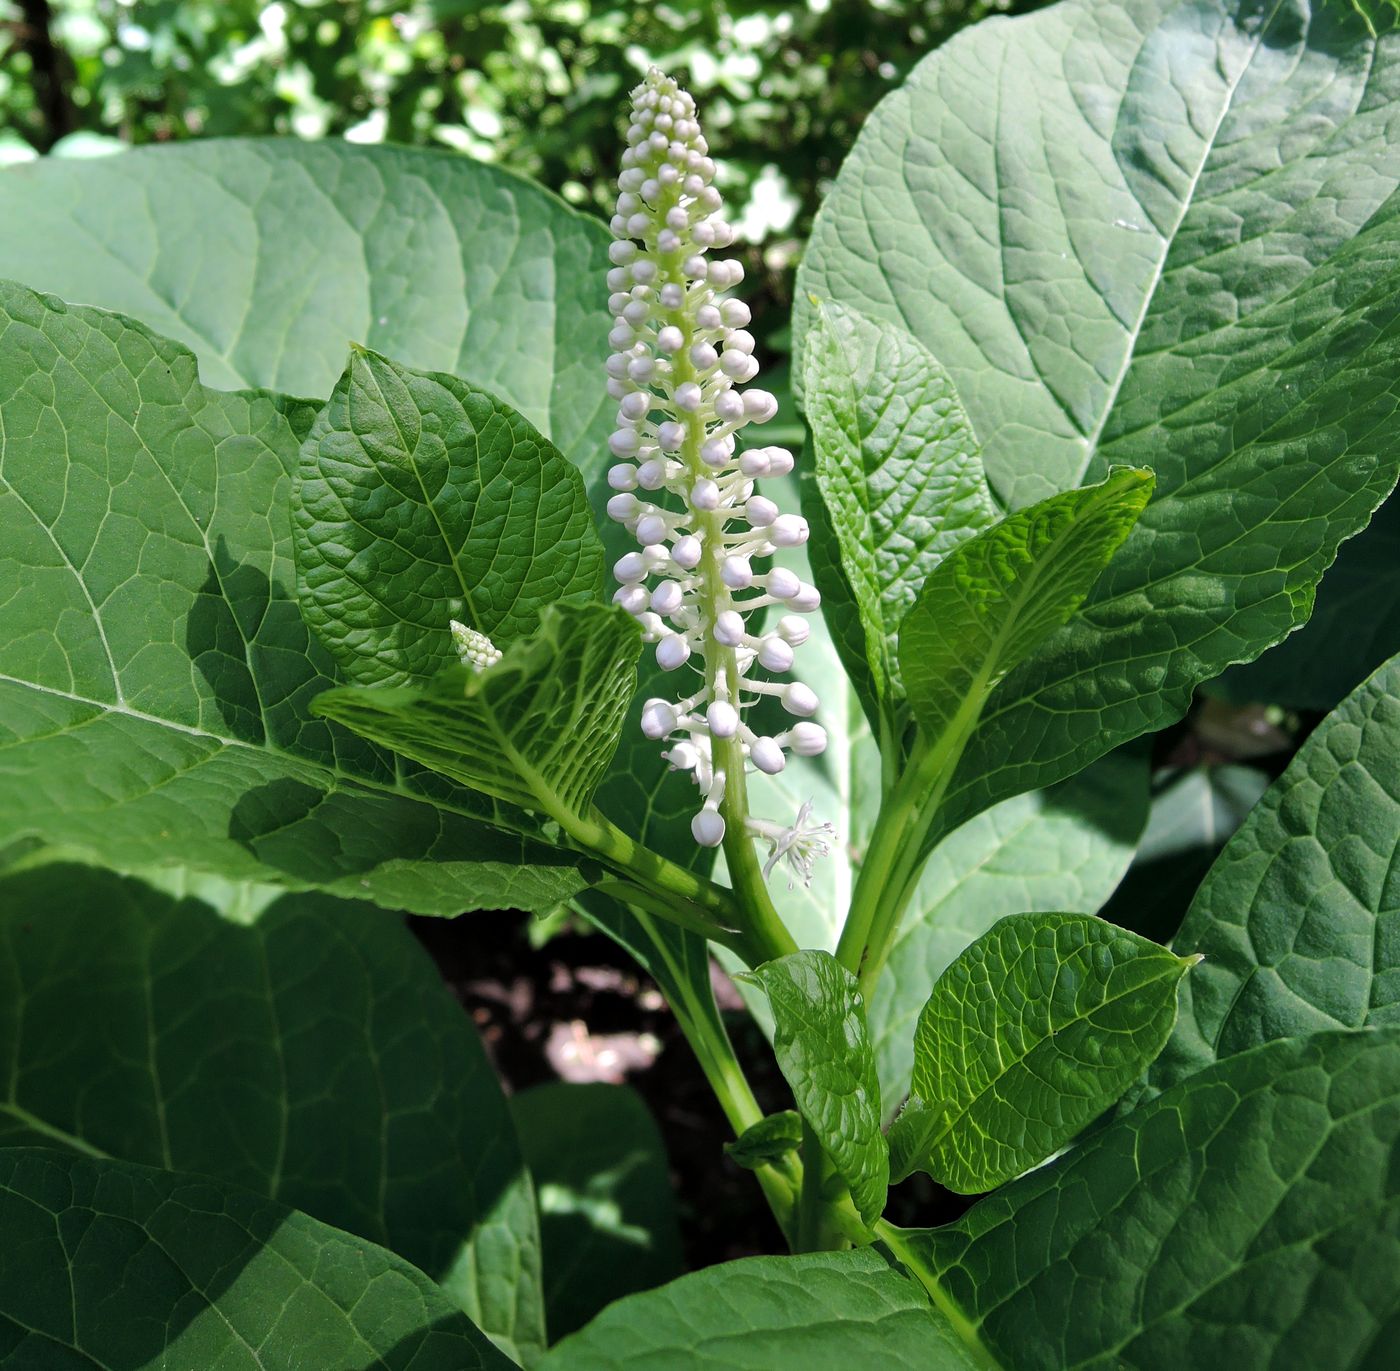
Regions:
[[604, 67, 829, 868], [451, 620, 502, 672]]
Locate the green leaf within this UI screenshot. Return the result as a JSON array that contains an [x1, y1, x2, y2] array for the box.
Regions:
[[900, 470, 1153, 744], [871, 750, 1149, 1119], [294, 346, 604, 687], [801, 300, 997, 722], [744, 950, 888, 1223], [725, 1111, 805, 1170], [0, 140, 613, 477], [0, 282, 585, 913], [0, 864, 545, 1363], [0, 1149, 513, 1370], [906, 912, 1192, 1193], [1152, 652, 1400, 1095], [312, 601, 640, 822], [537, 1250, 987, 1370], [885, 1096, 944, 1187], [909, 1028, 1400, 1371], [511, 1083, 681, 1341], [1220, 492, 1400, 709], [798, 0, 1400, 834]]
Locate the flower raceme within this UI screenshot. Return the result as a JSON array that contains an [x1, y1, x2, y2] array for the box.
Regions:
[[603, 68, 831, 868]]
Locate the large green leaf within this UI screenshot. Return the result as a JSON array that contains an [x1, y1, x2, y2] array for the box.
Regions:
[[904, 911, 1192, 1193], [0, 282, 579, 913], [900, 470, 1153, 744], [538, 1250, 986, 1370], [0, 139, 612, 476], [0, 1149, 513, 1370], [871, 750, 1148, 1118], [744, 950, 888, 1223], [510, 1083, 681, 1341], [0, 863, 545, 1363], [312, 602, 640, 823], [801, 301, 997, 724], [295, 346, 604, 687], [799, 0, 1400, 836], [1220, 492, 1400, 710], [907, 1028, 1400, 1371], [1153, 653, 1400, 1094]]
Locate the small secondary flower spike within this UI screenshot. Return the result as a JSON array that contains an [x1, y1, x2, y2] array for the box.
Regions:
[[603, 68, 830, 862]]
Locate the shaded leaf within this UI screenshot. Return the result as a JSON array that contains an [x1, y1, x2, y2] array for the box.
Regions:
[[0, 1149, 513, 1370], [538, 1250, 986, 1370], [0, 864, 544, 1363], [511, 1083, 681, 1342], [745, 950, 888, 1222], [725, 1112, 804, 1170], [0, 280, 579, 913], [294, 346, 604, 687], [907, 912, 1192, 1193]]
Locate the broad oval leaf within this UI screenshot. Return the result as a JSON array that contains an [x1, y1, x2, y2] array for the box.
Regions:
[[0, 139, 613, 475], [799, 0, 1400, 837], [538, 1250, 986, 1370], [872, 749, 1149, 1118], [907, 911, 1193, 1193], [294, 346, 603, 686], [312, 601, 641, 823], [745, 950, 888, 1223], [909, 1028, 1400, 1371], [900, 469, 1153, 745], [0, 281, 581, 913], [510, 1083, 681, 1341], [0, 863, 544, 1362], [0, 1149, 513, 1370], [801, 300, 997, 723], [1153, 651, 1400, 1094]]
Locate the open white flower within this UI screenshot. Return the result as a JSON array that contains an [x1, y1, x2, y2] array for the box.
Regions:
[[603, 67, 829, 868], [746, 801, 836, 887]]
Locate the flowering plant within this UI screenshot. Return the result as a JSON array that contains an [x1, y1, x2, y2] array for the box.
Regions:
[[0, 1, 1399, 1366]]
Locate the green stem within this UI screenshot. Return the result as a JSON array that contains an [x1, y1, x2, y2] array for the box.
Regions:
[[795, 1122, 832, 1253], [873, 1221, 1003, 1370]]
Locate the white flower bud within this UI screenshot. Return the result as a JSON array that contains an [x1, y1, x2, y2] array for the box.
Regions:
[[727, 329, 755, 354], [619, 390, 650, 420], [607, 492, 639, 522], [671, 535, 702, 569], [782, 682, 820, 717], [609, 428, 641, 457], [675, 381, 703, 411], [691, 478, 721, 510], [631, 259, 658, 285], [777, 614, 810, 646], [614, 552, 647, 583], [713, 610, 745, 645], [720, 299, 751, 327], [660, 282, 685, 308], [721, 557, 753, 589], [701, 437, 732, 467], [627, 355, 656, 382], [788, 722, 828, 756], [766, 448, 795, 476], [668, 741, 700, 770], [790, 583, 822, 612], [692, 809, 726, 846], [695, 303, 722, 329], [707, 701, 739, 737], [651, 580, 685, 615], [656, 635, 692, 670], [770, 514, 809, 547], [614, 584, 649, 614], [683, 255, 708, 280], [637, 459, 668, 490], [739, 449, 771, 477], [767, 567, 801, 600], [657, 420, 686, 451], [607, 463, 638, 491], [635, 512, 669, 545], [609, 240, 638, 265], [746, 496, 779, 528], [690, 342, 718, 369], [750, 737, 786, 774], [758, 637, 795, 672], [656, 325, 684, 353], [713, 390, 743, 422], [743, 389, 778, 422], [641, 698, 678, 739]]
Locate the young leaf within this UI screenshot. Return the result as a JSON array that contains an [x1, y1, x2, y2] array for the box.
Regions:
[[908, 912, 1194, 1193], [899, 469, 1153, 744], [1152, 651, 1400, 1094], [510, 1083, 682, 1341], [538, 1250, 987, 1370], [0, 139, 615, 476], [801, 300, 997, 721], [294, 346, 604, 686], [744, 950, 888, 1223], [905, 1029, 1400, 1371], [311, 601, 640, 823], [0, 1149, 513, 1370], [0, 281, 581, 914], [725, 1111, 805, 1170], [871, 751, 1148, 1117], [0, 864, 545, 1363], [799, 0, 1400, 835]]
